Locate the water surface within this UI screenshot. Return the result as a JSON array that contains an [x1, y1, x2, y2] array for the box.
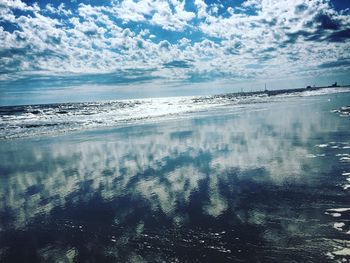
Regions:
[[0, 93, 350, 262]]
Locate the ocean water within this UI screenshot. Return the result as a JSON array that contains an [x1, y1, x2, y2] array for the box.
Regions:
[[0, 87, 348, 139], [0, 91, 349, 262]]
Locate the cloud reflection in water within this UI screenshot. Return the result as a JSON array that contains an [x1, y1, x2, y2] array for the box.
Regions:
[[0, 97, 349, 262]]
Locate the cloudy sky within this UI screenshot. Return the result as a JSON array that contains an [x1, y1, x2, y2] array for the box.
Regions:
[[0, 0, 350, 105]]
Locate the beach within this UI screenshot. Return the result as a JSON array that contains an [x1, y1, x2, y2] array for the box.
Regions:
[[0, 91, 350, 262]]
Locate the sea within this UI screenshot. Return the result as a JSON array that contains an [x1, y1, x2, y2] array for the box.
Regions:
[[0, 88, 349, 262]]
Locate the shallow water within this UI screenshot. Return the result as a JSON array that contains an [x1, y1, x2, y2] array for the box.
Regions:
[[0, 93, 350, 262]]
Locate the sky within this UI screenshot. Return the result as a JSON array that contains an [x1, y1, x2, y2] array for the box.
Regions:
[[0, 0, 350, 105]]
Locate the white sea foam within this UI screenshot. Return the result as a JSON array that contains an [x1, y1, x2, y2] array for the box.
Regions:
[[325, 207, 349, 218], [306, 154, 326, 158], [325, 212, 342, 217], [334, 222, 345, 231], [332, 248, 350, 256], [316, 144, 328, 148], [327, 208, 350, 213]]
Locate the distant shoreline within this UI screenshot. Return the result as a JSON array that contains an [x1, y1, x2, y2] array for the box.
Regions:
[[1, 85, 350, 108], [212, 85, 350, 98]]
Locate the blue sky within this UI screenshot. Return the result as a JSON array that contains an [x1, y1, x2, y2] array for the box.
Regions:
[[0, 0, 350, 105]]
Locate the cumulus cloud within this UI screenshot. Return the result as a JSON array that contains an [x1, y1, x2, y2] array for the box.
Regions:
[[109, 0, 195, 30], [0, 0, 349, 94]]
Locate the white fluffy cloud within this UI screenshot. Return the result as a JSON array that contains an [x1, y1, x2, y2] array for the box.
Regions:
[[109, 0, 195, 31], [0, 0, 349, 87]]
